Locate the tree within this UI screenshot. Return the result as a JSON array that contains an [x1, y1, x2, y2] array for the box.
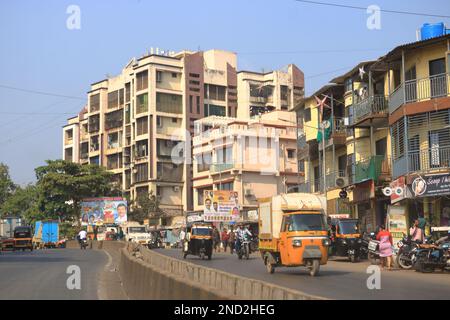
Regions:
[[0, 184, 39, 222], [128, 191, 163, 224], [35, 160, 120, 223], [0, 163, 16, 210]]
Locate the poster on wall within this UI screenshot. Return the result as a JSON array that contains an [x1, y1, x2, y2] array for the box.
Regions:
[[203, 190, 239, 222], [387, 206, 407, 244], [80, 197, 128, 226]]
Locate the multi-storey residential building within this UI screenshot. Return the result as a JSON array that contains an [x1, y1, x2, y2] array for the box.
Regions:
[[63, 49, 239, 224], [192, 110, 300, 217], [376, 34, 450, 229], [237, 66, 304, 119], [63, 49, 305, 225], [294, 60, 392, 232]]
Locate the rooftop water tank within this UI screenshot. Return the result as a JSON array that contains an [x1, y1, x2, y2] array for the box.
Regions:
[[420, 22, 445, 40]]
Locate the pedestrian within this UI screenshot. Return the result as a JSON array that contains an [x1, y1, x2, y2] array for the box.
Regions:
[[212, 226, 221, 252], [376, 225, 393, 271], [221, 228, 229, 253], [410, 219, 424, 243], [228, 226, 236, 254]]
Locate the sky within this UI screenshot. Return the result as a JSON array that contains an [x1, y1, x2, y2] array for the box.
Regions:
[[0, 0, 449, 185]]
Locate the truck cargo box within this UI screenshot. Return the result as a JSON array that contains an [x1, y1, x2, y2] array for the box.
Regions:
[[259, 193, 326, 240]]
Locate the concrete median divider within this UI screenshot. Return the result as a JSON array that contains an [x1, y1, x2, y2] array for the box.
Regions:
[[119, 243, 326, 300]]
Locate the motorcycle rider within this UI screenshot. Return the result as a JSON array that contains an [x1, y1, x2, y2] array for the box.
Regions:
[[235, 224, 252, 253], [78, 228, 88, 249]]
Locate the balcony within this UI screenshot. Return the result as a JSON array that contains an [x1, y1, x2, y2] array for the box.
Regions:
[[210, 163, 234, 173], [318, 118, 347, 150], [351, 155, 391, 184], [156, 93, 183, 114], [389, 73, 450, 114], [393, 146, 450, 178], [157, 163, 184, 182], [352, 95, 388, 126]]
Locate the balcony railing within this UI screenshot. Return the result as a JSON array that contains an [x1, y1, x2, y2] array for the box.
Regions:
[[393, 146, 450, 178], [210, 163, 234, 173], [352, 95, 388, 124], [351, 155, 391, 184], [389, 73, 450, 114]]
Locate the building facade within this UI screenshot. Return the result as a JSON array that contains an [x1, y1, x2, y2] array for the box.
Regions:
[[63, 49, 305, 223], [192, 111, 300, 217]]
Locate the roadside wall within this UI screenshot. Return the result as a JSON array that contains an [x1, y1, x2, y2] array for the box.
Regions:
[[119, 243, 325, 300]]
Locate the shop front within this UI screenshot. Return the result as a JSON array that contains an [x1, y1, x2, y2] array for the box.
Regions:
[[350, 180, 376, 233], [390, 173, 450, 233]]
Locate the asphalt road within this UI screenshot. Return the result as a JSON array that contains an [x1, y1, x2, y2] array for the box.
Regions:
[[155, 248, 450, 300], [0, 248, 107, 300]]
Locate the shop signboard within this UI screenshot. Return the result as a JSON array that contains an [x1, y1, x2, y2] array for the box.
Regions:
[[409, 173, 450, 198], [203, 190, 239, 222], [387, 206, 407, 244]]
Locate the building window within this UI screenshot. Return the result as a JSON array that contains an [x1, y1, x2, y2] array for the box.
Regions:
[[90, 156, 100, 165], [196, 152, 211, 172], [136, 93, 148, 114], [156, 93, 182, 114], [204, 104, 225, 117], [125, 83, 131, 102], [156, 71, 162, 83], [189, 95, 193, 113], [344, 78, 353, 93], [90, 93, 100, 112], [107, 132, 122, 149], [105, 109, 123, 130], [172, 118, 177, 123], [204, 84, 226, 101], [136, 117, 148, 136], [287, 149, 295, 159], [304, 108, 311, 122], [108, 90, 119, 109], [107, 153, 122, 170], [134, 163, 148, 183], [171, 72, 177, 78], [196, 96, 200, 114], [136, 70, 148, 91], [135, 140, 148, 158], [217, 182, 233, 191]]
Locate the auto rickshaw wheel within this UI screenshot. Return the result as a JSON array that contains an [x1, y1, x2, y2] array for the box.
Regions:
[[309, 260, 320, 277]]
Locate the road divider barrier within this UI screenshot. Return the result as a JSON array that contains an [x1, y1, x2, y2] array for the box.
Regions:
[[119, 242, 325, 300]]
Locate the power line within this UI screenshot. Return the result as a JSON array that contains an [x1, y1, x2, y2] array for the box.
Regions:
[[294, 0, 450, 18], [238, 48, 388, 55], [306, 66, 354, 79], [0, 84, 86, 100]]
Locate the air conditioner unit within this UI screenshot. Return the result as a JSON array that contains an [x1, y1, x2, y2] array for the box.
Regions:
[[335, 177, 348, 188], [244, 188, 254, 197]]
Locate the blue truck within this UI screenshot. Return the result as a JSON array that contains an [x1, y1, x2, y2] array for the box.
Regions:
[[33, 220, 60, 248]]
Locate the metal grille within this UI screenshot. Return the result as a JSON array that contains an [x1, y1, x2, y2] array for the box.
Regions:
[[391, 119, 405, 160]]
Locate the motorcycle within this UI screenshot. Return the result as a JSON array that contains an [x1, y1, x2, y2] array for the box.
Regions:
[[414, 237, 450, 273], [80, 238, 88, 250], [363, 232, 380, 264], [237, 234, 251, 260], [396, 235, 420, 269]]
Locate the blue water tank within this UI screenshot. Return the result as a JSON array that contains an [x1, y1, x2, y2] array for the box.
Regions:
[[421, 23, 445, 40]]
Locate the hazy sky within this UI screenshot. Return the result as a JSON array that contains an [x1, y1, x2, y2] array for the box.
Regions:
[[0, 0, 448, 184]]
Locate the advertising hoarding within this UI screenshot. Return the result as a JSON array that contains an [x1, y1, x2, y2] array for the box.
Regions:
[[80, 197, 128, 226], [203, 190, 239, 222]]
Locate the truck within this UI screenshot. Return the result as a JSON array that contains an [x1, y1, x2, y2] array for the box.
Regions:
[[258, 193, 329, 276], [33, 220, 59, 249], [13, 226, 33, 251], [123, 222, 152, 247]]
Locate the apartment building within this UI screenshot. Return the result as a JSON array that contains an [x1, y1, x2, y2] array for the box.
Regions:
[[63, 49, 239, 223], [237, 65, 304, 119], [378, 34, 450, 229], [295, 33, 450, 232], [192, 110, 300, 216]]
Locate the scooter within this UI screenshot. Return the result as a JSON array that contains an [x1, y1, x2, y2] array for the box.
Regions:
[[414, 238, 450, 273]]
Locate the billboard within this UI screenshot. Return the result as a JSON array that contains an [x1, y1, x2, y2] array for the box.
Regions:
[[203, 190, 239, 222], [80, 197, 128, 226]]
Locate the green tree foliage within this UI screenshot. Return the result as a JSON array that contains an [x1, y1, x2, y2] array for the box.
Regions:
[[1, 184, 39, 222], [128, 191, 163, 224], [34, 160, 121, 222], [0, 163, 16, 211]]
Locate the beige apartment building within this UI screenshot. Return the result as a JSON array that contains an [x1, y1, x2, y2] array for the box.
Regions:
[[237, 65, 304, 119], [63, 48, 304, 223], [192, 110, 300, 217]]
